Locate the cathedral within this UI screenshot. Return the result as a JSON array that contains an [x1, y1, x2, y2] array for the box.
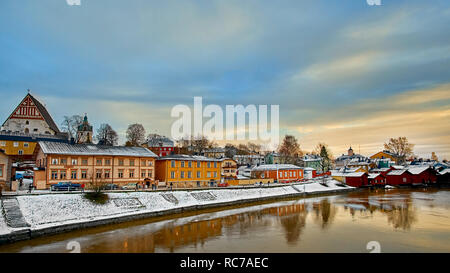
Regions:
[[1, 92, 62, 136]]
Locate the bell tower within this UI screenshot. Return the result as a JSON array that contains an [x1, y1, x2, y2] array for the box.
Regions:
[[76, 114, 93, 144]]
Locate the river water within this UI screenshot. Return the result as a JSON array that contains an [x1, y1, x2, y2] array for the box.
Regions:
[[1, 188, 449, 253]]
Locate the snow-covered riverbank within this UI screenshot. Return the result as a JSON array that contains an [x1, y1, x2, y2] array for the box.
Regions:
[[0, 180, 355, 244]]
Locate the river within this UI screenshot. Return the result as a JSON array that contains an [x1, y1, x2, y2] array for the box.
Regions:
[[1, 188, 449, 253]]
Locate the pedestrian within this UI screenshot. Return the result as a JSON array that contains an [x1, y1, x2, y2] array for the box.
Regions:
[[135, 182, 138, 191], [19, 178, 23, 188], [0, 184, 3, 198], [268, 181, 270, 187], [81, 183, 85, 192], [28, 183, 33, 194], [260, 181, 263, 187], [170, 182, 173, 191]]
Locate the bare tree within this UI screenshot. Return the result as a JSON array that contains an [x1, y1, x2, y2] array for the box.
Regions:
[[384, 137, 414, 164], [96, 124, 118, 146], [126, 123, 146, 146], [61, 115, 83, 140], [278, 135, 302, 164]]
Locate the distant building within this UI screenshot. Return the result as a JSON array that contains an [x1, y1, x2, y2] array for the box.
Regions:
[[298, 154, 322, 171], [335, 147, 367, 168], [370, 150, 400, 165], [219, 158, 237, 181], [233, 154, 265, 166], [155, 155, 221, 188], [203, 147, 225, 159], [76, 114, 93, 144], [34, 141, 157, 189], [145, 134, 175, 157], [251, 164, 303, 183], [264, 152, 281, 164]]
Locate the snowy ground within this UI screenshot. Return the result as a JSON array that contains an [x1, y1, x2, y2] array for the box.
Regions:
[[0, 202, 9, 235], [4, 180, 352, 234]]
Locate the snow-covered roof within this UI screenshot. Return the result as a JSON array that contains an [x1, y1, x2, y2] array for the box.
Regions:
[[391, 165, 405, 170], [439, 169, 450, 175], [252, 164, 302, 171], [158, 154, 221, 161], [303, 167, 316, 171], [341, 172, 367, 177], [387, 170, 408, 176], [368, 173, 381, 179], [38, 141, 157, 157], [371, 168, 391, 172], [407, 166, 430, 175]]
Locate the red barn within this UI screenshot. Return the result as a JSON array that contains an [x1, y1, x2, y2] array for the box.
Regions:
[[343, 172, 369, 187], [386, 169, 414, 186], [408, 166, 438, 185]]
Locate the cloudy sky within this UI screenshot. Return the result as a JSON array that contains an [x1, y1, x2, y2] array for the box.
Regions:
[[1, 0, 449, 159]]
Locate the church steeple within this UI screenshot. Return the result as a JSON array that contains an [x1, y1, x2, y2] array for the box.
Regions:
[[76, 114, 93, 144]]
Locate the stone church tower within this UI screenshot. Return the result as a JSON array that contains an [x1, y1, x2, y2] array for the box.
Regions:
[[76, 114, 93, 144]]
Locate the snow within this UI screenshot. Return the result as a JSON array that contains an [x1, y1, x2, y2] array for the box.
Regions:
[[407, 166, 430, 175], [0, 203, 9, 235], [2, 181, 354, 235]]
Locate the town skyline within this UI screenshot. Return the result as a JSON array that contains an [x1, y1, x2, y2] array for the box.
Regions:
[[1, 0, 449, 159]]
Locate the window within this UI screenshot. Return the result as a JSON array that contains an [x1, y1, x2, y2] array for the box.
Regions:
[[197, 171, 201, 178], [171, 160, 176, 168], [52, 158, 59, 165], [96, 170, 102, 179], [13, 142, 19, 147], [72, 159, 78, 165], [280, 172, 283, 178], [130, 159, 135, 166], [0, 165, 3, 177], [60, 158, 67, 165], [18, 150, 23, 155], [207, 172, 211, 178], [119, 159, 124, 166], [181, 161, 185, 168], [180, 171, 185, 178], [148, 171, 152, 178], [207, 162, 211, 168], [141, 160, 146, 166], [82, 159, 88, 165], [214, 162, 217, 168], [129, 170, 134, 178], [118, 170, 124, 178], [148, 161, 153, 167], [213, 172, 217, 178], [104, 170, 110, 179], [71, 171, 77, 179], [96, 159, 102, 166], [51, 171, 58, 180], [188, 161, 192, 168], [188, 171, 192, 178], [81, 170, 87, 179], [105, 159, 111, 166], [24, 142, 29, 148], [197, 161, 201, 168], [171, 171, 175, 179], [60, 171, 66, 180], [0, 141, 5, 147], [142, 171, 146, 178]]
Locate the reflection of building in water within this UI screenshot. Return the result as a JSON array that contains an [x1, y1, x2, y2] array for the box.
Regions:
[[341, 191, 417, 230], [276, 203, 308, 244]]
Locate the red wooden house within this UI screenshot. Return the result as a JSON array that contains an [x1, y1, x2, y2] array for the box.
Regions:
[[386, 169, 414, 186], [408, 166, 438, 185], [368, 173, 386, 186], [343, 172, 369, 187]]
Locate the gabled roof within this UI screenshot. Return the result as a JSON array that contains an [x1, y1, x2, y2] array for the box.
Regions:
[[38, 141, 157, 157], [408, 166, 431, 175], [2, 93, 61, 134], [157, 154, 221, 161], [252, 164, 302, 171], [387, 169, 411, 176]]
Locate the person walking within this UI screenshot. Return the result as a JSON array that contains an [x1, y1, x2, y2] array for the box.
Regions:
[[28, 183, 33, 194], [81, 183, 85, 192], [170, 182, 173, 191]]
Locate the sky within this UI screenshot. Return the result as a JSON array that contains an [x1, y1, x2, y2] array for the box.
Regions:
[[0, 0, 449, 159]]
